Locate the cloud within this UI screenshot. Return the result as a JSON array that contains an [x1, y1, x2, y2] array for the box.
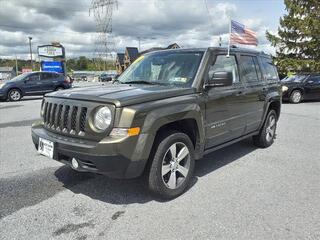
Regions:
[[0, 0, 275, 59]]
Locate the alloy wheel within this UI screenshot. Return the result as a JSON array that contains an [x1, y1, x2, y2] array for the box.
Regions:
[[292, 91, 302, 103], [265, 114, 276, 142], [161, 142, 191, 189], [9, 90, 21, 101]]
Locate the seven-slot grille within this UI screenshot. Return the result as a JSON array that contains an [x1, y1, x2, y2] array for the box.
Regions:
[[43, 101, 87, 136]]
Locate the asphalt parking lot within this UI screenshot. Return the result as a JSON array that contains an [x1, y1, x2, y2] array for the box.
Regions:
[[0, 95, 319, 239]]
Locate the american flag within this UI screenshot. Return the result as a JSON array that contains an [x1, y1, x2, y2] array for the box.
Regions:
[[230, 20, 258, 46]]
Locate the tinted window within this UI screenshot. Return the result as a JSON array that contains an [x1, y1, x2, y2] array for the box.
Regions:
[[28, 73, 39, 81], [41, 72, 53, 80], [208, 55, 239, 83], [53, 73, 61, 78], [308, 75, 320, 83], [261, 57, 279, 81], [240, 56, 259, 82]]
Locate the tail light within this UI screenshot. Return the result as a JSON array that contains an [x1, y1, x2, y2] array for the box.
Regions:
[[64, 76, 70, 83]]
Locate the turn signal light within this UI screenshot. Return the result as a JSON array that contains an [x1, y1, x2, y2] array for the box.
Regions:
[[110, 127, 140, 137], [128, 127, 141, 136]]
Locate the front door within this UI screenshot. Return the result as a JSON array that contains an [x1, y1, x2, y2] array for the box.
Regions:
[[204, 53, 247, 149], [23, 73, 42, 94]]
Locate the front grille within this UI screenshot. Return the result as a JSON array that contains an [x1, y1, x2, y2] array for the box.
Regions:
[[43, 100, 87, 136], [79, 108, 87, 132]]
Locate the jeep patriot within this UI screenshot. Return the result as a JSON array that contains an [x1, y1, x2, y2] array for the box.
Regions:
[[32, 47, 281, 199]]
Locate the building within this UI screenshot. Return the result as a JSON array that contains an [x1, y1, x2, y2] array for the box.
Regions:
[[140, 43, 180, 55], [124, 47, 139, 69], [0, 67, 15, 80], [166, 43, 180, 49], [115, 53, 125, 74]]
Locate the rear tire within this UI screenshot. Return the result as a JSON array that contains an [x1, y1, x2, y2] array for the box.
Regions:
[[253, 110, 277, 148], [148, 131, 195, 199], [55, 87, 64, 91], [290, 90, 302, 103], [8, 89, 22, 101]]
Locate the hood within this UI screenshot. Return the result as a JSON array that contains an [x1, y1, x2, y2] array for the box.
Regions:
[[46, 83, 196, 107]]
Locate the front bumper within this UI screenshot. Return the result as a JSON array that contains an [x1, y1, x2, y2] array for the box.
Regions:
[[31, 122, 153, 179], [282, 90, 290, 101]]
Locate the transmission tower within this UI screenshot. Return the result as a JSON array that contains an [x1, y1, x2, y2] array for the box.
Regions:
[[90, 0, 118, 70]]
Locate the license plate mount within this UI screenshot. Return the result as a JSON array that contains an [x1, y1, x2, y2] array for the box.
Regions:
[[38, 137, 54, 158]]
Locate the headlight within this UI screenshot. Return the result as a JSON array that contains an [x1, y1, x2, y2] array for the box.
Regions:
[[93, 106, 112, 131], [0, 83, 6, 89], [282, 85, 289, 92]]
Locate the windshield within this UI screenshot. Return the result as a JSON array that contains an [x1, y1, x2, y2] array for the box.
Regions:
[[9, 73, 30, 82], [118, 51, 204, 86], [282, 75, 307, 83]]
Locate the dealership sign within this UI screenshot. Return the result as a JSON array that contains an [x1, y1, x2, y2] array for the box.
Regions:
[[38, 45, 64, 58], [41, 61, 63, 73]]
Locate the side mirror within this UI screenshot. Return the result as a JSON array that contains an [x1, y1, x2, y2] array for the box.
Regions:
[[207, 71, 233, 87]]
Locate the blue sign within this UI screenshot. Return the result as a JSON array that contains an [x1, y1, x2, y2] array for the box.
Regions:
[[41, 61, 63, 73]]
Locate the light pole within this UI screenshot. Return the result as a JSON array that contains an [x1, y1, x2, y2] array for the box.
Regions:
[[28, 36, 33, 70]]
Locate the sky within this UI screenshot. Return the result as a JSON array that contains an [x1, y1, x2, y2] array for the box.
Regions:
[[0, 0, 286, 60]]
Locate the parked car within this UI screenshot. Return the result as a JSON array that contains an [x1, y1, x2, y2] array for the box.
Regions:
[[282, 73, 320, 103], [31, 47, 281, 199], [0, 71, 71, 101], [99, 73, 113, 82]]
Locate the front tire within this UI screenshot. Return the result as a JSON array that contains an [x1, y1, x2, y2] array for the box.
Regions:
[[148, 131, 195, 199], [290, 90, 302, 103], [8, 89, 22, 101], [253, 110, 277, 148]]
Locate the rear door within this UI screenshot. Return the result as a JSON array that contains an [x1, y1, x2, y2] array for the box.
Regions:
[[40, 72, 56, 92], [204, 53, 247, 149], [239, 55, 267, 134], [303, 75, 320, 100]]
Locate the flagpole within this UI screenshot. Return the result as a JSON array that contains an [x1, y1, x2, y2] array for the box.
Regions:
[[227, 17, 231, 57]]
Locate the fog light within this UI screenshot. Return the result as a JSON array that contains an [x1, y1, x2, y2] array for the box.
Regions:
[[71, 158, 79, 169]]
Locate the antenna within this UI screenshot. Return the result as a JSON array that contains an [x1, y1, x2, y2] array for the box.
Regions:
[[90, 0, 118, 71]]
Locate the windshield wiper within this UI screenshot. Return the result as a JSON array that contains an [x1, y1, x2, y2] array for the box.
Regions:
[[124, 80, 157, 85]]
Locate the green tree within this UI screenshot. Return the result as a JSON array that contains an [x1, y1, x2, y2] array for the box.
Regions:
[[266, 0, 320, 75], [77, 56, 89, 70]]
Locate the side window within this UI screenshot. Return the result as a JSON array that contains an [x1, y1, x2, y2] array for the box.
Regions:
[[240, 55, 259, 82], [41, 72, 53, 80], [261, 57, 279, 81], [208, 55, 239, 83], [53, 73, 61, 78], [27, 73, 39, 81], [308, 75, 320, 83]]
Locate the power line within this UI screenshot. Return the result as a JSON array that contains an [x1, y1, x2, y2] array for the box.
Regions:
[[90, 0, 118, 70]]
